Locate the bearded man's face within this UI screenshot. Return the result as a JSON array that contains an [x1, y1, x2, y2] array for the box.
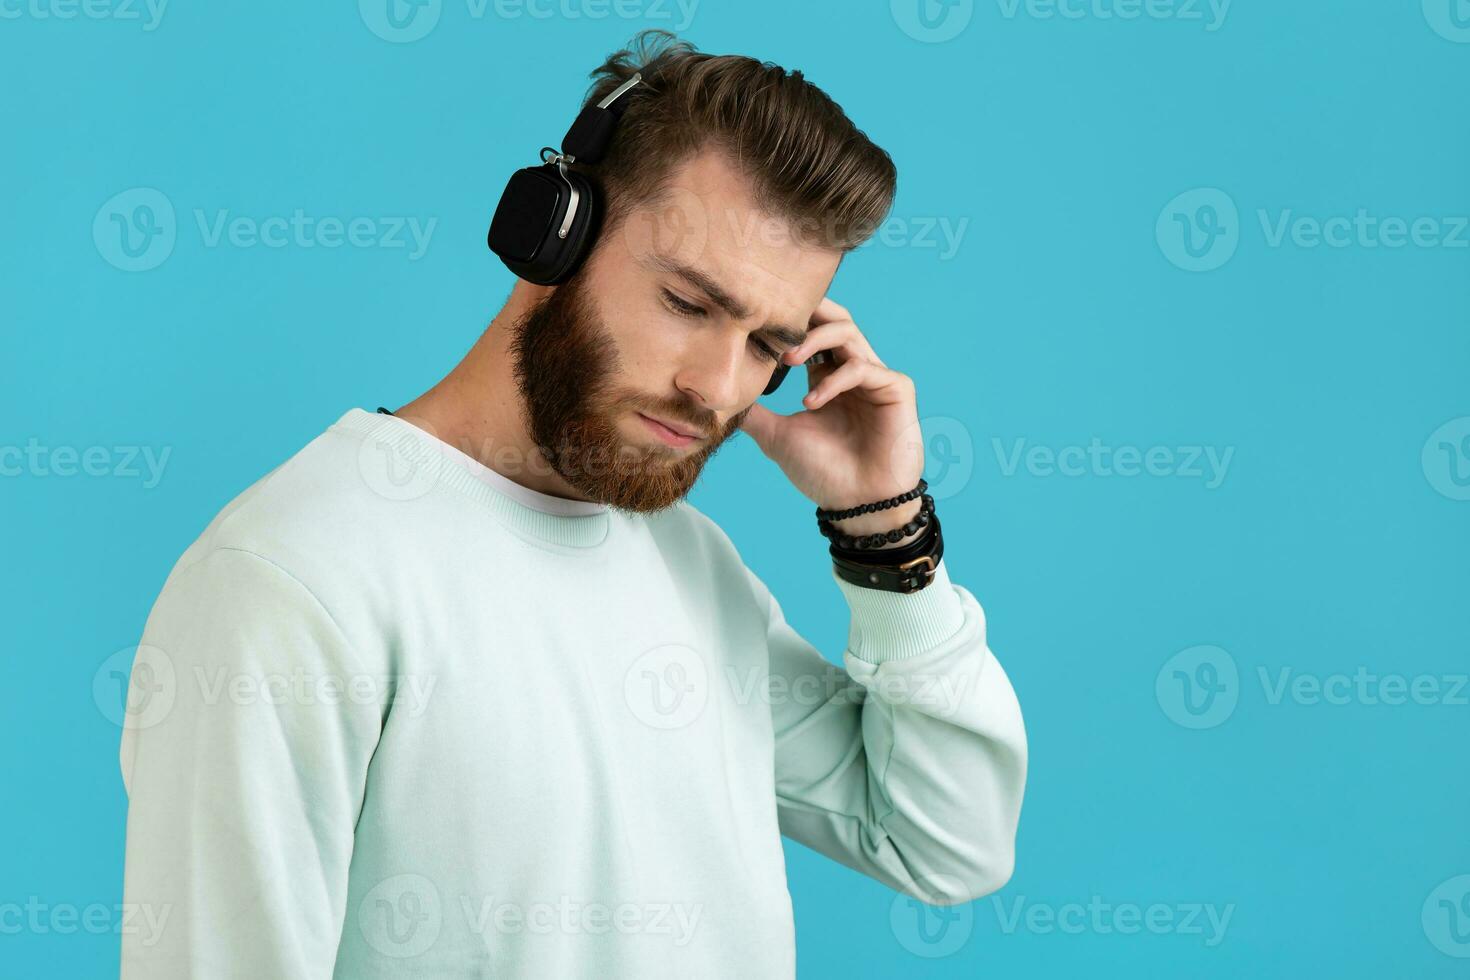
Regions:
[[507, 268, 751, 514], [506, 149, 843, 514]]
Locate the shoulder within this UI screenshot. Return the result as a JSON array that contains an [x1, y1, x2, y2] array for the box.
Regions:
[[643, 499, 769, 604], [179, 414, 382, 567], [150, 411, 419, 652], [647, 498, 740, 560]]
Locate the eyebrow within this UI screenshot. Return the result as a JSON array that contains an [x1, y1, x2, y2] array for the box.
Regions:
[[646, 253, 810, 349]]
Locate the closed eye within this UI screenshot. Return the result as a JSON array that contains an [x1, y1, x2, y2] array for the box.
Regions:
[[660, 288, 706, 318], [660, 288, 781, 362]]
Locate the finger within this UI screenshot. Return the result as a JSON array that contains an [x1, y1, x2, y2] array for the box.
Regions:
[[785, 319, 885, 369], [809, 295, 852, 327], [804, 297, 884, 363], [804, 360, 912, 409]]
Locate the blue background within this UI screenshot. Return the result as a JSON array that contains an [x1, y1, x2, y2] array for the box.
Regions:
[[3, 1, 1468, 976]]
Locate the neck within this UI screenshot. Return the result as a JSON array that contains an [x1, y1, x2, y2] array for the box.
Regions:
[[392, 281, 598, 504]]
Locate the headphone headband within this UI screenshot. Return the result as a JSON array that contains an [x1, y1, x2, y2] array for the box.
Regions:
[[559, 72, 641, 166], [486, 69, 805, 395]]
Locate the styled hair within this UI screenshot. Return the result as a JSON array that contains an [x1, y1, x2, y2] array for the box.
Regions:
[[570, 30, 897, 254]]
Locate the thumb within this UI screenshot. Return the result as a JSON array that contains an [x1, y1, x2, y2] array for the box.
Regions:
[[737, 402, 784, 452]]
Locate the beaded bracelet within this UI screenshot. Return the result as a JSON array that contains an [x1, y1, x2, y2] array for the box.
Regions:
[[814, 479, 927, 523], [819, 493, 935, 551]]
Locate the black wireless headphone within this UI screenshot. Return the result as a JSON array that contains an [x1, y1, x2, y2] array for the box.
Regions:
[[485, 71, 815, 397]]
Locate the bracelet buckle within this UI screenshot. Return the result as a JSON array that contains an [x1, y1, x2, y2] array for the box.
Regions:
[[898, 554, 937, 588], [898, 554, 936, 577]]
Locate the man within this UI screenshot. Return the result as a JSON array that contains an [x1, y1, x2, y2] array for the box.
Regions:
[[117, 31, 1027, 978]]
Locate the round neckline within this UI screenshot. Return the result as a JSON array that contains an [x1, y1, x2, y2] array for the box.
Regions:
[[421, 419, 609, 518], [334, 407, 614, 552]]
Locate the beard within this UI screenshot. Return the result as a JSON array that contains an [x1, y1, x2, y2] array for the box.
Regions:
[[505, 272, 752, 514]]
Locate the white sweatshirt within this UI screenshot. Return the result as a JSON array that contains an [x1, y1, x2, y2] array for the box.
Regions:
[[117, 407, 1027, 978]]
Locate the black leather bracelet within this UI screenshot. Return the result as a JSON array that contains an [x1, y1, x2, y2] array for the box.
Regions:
[[831, 512, 943, 594]]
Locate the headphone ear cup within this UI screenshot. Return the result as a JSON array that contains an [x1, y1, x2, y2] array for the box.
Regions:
[[762, 362, 791, 396], [487, 165, 603, 285], [551, 168, 602, 283]]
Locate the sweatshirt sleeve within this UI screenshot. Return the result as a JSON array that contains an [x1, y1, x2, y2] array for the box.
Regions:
[[755, 557, 1027, 906], [117, 546, 382, 979]]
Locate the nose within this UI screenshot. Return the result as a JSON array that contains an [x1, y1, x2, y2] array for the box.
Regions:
[[674, 331, 750, 416]]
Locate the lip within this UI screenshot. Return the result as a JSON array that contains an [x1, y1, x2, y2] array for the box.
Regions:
[[637, 412, 701, 448]]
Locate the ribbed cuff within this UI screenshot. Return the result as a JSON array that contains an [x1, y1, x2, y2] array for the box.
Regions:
[[831, 557, 967, 664]]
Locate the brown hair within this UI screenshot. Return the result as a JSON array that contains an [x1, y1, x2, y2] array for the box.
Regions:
[[570, 29, 897, 255]]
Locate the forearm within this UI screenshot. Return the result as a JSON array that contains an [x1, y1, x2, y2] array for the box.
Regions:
[[768, 553, 1028, 906]]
